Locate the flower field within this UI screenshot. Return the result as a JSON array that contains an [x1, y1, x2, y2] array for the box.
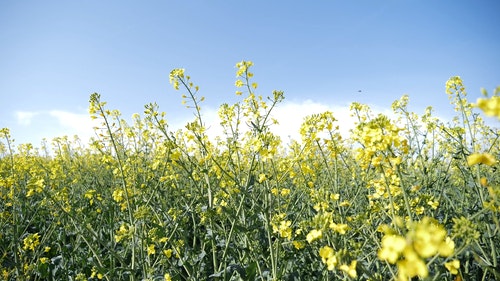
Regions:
[[1, 62, 499, 280]]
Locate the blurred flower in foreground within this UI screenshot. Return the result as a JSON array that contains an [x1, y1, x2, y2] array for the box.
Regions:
[[476, 96, 500, 119], [467, 153, 496, 166]]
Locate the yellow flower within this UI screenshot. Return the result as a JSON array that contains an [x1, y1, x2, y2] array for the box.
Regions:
[[339, 200, 351, 207], [292, 240, 305, 250], [397, 249, 428, 280], [147, 244, 156, 255], [476, 96, 500, 119], [235, 60, 253, 77], [280, 188, 291, 196], [23, 233, 41, 251], [164, 273, 172, 281], [330, 222, 348, 234], [413, 218, 448, 258], [438, 237, 455, 257], [330, 193, 340, 200], [169, 68, 185, 90], [277, 220, 292, 239], [163, 249, 173, 258], [445, 259, 460, 275], [112, 189, 124, 202], [319, 246, 337, 270], [306, 229, 323, 243], [235, 79, 244, 88], [115, 223, 133, 243], [258, 173, 267, 183], [467, 153, 496, 166], [319, 246, 334, 261], [378, 234, 406, 264], [480, 177, 488, 186], [427, 199, 439, 209], [339, 260, 357, 278], [90, 266, 103, 280]]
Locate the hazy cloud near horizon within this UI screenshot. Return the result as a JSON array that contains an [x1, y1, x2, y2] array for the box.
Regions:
[[9, 99, 401, 148]]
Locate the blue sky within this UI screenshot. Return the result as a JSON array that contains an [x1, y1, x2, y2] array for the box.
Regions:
[[1, 0, 499, 146]]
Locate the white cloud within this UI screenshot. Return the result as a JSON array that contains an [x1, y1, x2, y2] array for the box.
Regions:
[[10, 110, 100, 146], [270, 100, 356, 141], [10, 100, 402, 149], [48, 110, 99, 144], [184, 99, 371, 143], [15, 111, 40, 126]]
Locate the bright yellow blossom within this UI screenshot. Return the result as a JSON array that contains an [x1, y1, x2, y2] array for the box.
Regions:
[[378, 234, 406, 264], [292, 240, 305, 250], [23, 233, 41, 251], [476, 96, 500, 119], [412, 217, 452, 258], [397, 248, 428, 280], [147, 244, 156, 255], [467, 153, 496, 166], [306, 229, 322, 243], [258, 173, 267, 183], [163, 249, 173, 258], [339, 260, 357, 278], [319, 246, 337, 270], [445, 259, 460, 275], [235, 80, 244, 88], [280, 188, 291, 196], [330, 222, 348, 234], [277, 220, 292, 240]]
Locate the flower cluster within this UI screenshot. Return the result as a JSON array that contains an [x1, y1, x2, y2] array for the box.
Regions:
[[378, 217, 455, 280]]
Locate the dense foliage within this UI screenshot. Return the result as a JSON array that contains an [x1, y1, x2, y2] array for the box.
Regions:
[[1, 62, 499, 280]]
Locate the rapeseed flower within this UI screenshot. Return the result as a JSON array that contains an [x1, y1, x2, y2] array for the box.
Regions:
[[235, 80, 244, 88], [379, 217, 455, 280], [445, 259, 460, 275], [467, 153, 496, 166], [412, 217, 454, 258], [319, 246, 337, 270], [339, 260, 357, 278], [306, 229, 322, 243], [280, 188, 291, 196], [397, 248, 428, 280], [476, 96, 500, 119], [23, 233, 40, 251], [169, 68, 185, 90], [147, 244, 156, 255], [115, 223, 133, 243], [277, 220, 292, 240], [258, 173, 267, 183], [378, 234, 406, 264], [330, 222, 348, 234], [292, 240, 305, 250], [163, 249, 173, 258]]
